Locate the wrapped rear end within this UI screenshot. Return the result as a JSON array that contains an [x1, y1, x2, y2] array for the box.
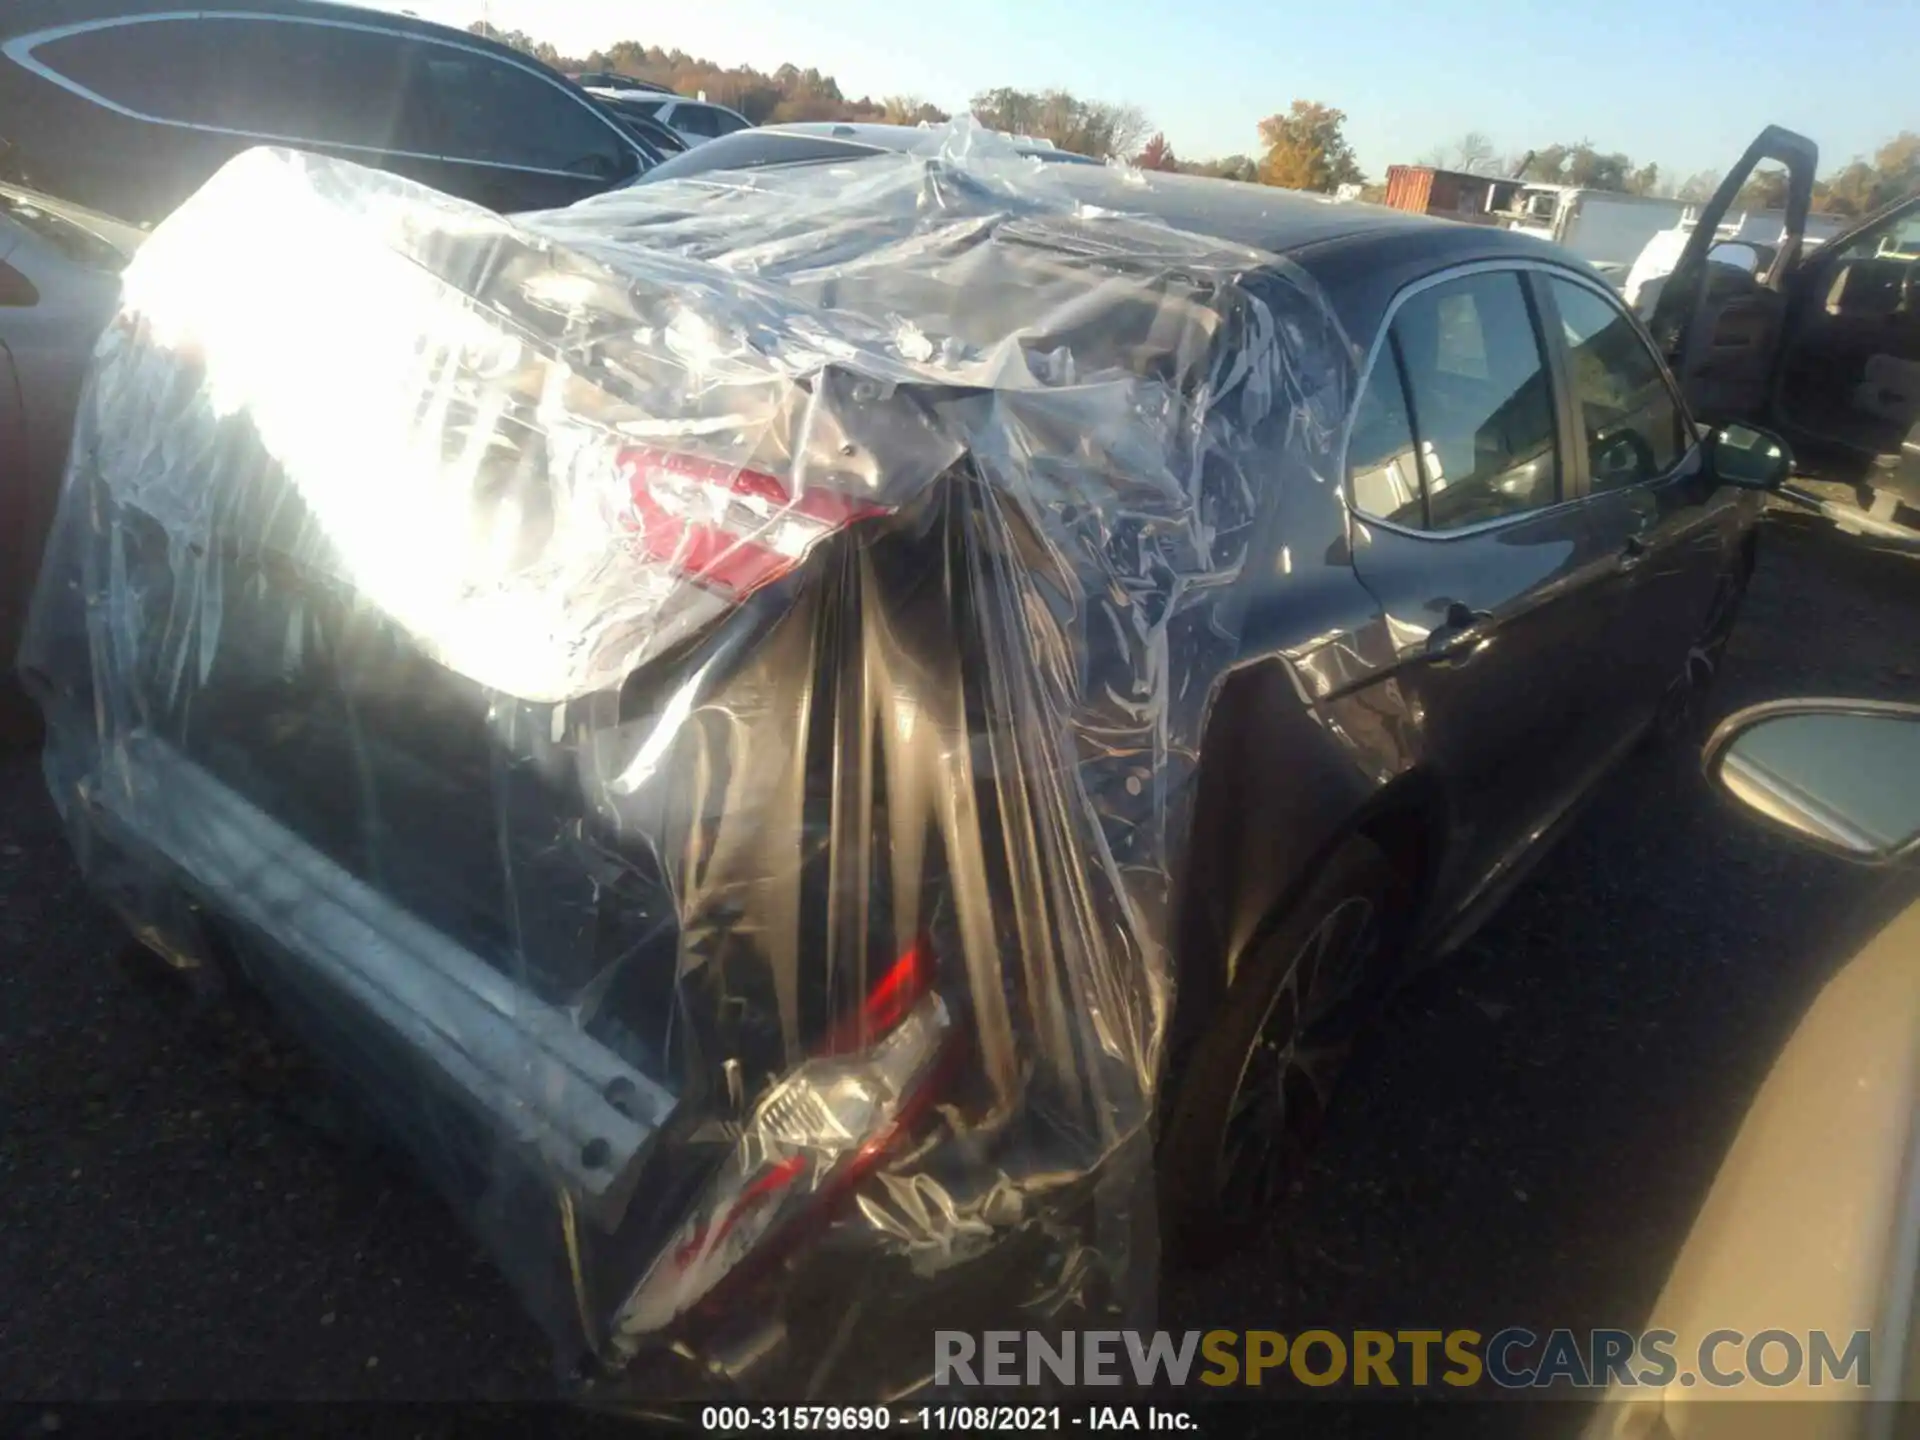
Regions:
[[20, 141, 1348, 1395]]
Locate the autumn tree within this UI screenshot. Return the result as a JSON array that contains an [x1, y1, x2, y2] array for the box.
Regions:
[[881, 95, 945, 126], [1256, 101, 1365, 192], [467, 21, 560, 67], [968, 88, 1150, 159], [558, 40, 939, 127], [1676, 169, 1721, 202], [1815, 132, 1920, 215], [1735, 164, 1791, 211], [1181, 154, 1258, 183], [1134, 133, 1178, 171]]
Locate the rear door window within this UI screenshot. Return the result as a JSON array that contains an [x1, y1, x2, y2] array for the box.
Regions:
[[1347, 344, 1426, 528], [1389, 271, 1562, 531]]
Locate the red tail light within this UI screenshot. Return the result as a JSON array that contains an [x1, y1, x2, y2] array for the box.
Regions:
[[616, 446, 891, 598], [824, 939, 936, 1055], [613, 941, 957, 1348]]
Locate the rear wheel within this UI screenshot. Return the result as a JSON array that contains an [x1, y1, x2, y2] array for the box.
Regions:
[[1159, 837, 1406, 1263]]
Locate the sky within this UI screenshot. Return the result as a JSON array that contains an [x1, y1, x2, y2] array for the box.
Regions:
[[367, 0, 1916, 183]]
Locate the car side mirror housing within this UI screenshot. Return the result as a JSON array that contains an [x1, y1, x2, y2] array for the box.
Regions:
[[1703, 699, 1920, 864], [1706, 421, 1792, 490]]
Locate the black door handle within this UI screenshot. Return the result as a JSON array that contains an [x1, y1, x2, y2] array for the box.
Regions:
[[1426, 601, 1492, 662]]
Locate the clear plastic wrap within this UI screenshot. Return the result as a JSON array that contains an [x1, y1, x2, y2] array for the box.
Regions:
[[20, 131, 1349, 1398]]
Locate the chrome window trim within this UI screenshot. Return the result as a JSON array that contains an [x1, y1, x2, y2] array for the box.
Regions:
[[1343, 257, 1702, 542], [4, 10, 642, 182]]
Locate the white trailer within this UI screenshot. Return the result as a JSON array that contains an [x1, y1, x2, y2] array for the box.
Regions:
[[1498, 185, 1691, 277]]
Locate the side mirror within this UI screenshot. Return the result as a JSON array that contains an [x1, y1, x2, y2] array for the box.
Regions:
[[1703, 699, 1920, 864], [1707, 421, 1792, 491], [1706, 241, 1761, 275]]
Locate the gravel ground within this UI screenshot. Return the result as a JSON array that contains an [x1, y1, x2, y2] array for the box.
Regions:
[[2, 509, 1917, 1419]]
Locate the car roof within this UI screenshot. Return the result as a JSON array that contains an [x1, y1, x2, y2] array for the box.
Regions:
[[636, 124, 1113, 184], [767, 122, 1099, 161], [638, 139, 1591, 342], [0, 0, 563, 76]]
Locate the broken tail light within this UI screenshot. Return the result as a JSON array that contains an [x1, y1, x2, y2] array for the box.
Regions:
[[616, 446, 892, 600], [612, 943, 956, 1346]]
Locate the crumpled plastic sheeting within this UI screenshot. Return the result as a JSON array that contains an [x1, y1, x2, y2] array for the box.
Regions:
[[21, 130, 1350, 1397]]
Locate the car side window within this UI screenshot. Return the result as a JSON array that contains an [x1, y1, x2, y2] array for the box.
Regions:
[[709, 109, 751, 137], [1387, 271, 1561, 531], [1548, 277, 1685, 491], [1347, 343, 1426, 528], [403, 44, 637, 179], [37, 20, 236, 126], [207, 19, 411, 150], [671, 105, 723, 139]]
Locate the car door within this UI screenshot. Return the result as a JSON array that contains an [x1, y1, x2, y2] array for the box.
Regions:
[[1764, 197, 1920, 474], [1346, 264, 1641, 903], [1537, 271, 1744, 731], [1645, 125, 1820, 427]]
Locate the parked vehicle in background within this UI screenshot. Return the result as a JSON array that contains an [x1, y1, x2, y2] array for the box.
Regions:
[[1623, 208, 1850, 316], [583, 90, 691, 164], [0, 0, 657, 225], [1493, 183, 1691, 280], [569, 72, 674, 96], [635, 122, 1106, 183], [23, 138, 1796, 1393], [1587, 698, 1920, 1437], [1640, 126, 1920, 547], [580, 91, 753, 147], [0, 183, 140, 742]]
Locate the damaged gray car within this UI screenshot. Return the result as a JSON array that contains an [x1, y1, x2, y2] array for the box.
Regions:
[[21, 131, 1788, 1396]]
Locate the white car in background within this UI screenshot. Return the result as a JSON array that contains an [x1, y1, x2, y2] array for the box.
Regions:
[[582, 89, 752, 147], [1624, 209, 1850, 316]]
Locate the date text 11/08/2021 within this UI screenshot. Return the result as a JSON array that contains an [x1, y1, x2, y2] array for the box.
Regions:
[[699, 1406, 1197, 1431]]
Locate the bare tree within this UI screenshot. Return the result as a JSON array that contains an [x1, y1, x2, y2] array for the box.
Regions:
[[969, 88, 1150, 159]]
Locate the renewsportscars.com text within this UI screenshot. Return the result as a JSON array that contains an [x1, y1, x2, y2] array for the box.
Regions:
[[934, 1328, 1873, 1390]]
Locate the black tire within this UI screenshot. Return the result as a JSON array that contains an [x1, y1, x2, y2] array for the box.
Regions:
[[1159, 836, 1406, 1264]]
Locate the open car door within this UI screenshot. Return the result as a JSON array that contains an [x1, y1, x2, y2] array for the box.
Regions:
[[1761, 191, 1920, 504], [1645, 125, 1819, 427], [1650, 125, 1920, 513]]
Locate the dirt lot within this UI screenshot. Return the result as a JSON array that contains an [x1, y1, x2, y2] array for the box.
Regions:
[[2, 508, 1917, 1428]]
